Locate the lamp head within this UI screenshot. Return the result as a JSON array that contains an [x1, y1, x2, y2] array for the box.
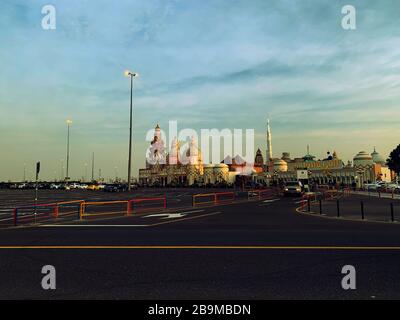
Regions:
[[124, 70, 139, 77]]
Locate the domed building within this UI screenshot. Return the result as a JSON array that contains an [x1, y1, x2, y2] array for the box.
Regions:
[[138, 121, 395, 188], [371, 147, 386, 166], [353, 151, 374, 166], [139, 124, 204, 186], [273, 159, 288, 172]]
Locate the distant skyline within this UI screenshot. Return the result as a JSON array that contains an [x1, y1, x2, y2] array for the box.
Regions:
[[1, 0, 400, 181]]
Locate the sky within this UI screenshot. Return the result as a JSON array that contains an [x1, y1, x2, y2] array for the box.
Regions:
[[1, 0, 400, 181]]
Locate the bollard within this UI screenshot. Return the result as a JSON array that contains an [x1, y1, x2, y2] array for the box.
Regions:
[[53, 205, 59, 218], [307, 198, 311, 212], [391, 203, 394, 222], [319, 199, 322, 215], [361, 201, 364, 220], [127, 201, 132, 215], [13, 208, 17, 226], [336, 199, 340, 217]]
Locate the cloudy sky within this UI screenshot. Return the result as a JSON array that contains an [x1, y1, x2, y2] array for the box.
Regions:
[[1, 0, 400, 181]]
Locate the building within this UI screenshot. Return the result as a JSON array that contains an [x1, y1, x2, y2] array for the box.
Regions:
[[257, 121, 394, 188], [139, 122, 395, 188]]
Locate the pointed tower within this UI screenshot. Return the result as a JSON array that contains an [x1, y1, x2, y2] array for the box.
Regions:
[[266, 119, 272, 163]]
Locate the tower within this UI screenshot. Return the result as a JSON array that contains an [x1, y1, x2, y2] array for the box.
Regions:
[[266, 119, 272, 163]]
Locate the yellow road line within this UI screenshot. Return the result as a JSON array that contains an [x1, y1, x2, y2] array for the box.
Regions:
[[0, 245, 400, 250]]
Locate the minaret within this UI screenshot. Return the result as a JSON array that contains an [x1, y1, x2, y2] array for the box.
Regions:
[[266, 119, 272, 163]]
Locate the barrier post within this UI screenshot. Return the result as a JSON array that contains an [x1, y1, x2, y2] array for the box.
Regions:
[[319, 199, 322, 215], [53, 205, 59, 218], [164, 195, 167, 209], [13, 208, 17, 226], [79, 202, 84, 220], [127, 200, 132, 215], [336, 199, 340, 217], [192, 195, 195, 207], [214, 194, 217, 205], [361, 201, 365, 220], [391, 203, 394, 222], [307, 198, 311, 212], [301, 195, 306, 211]]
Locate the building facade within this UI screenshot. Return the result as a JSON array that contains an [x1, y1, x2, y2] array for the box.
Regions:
[[139, 123, 395, 188]]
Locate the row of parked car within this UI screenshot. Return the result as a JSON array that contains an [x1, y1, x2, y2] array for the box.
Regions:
[[363, 181, 400, 192], [3, 182, 138, 192]]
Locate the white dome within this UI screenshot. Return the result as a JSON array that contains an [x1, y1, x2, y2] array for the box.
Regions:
[[353, 151, 372, 161], [353, 151, 374, 166], [371, 149, 385, 165], [273, 159, 287, 172]]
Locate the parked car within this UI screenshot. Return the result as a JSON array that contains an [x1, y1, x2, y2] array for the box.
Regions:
[[87, 184, 100, 191], [386, 183, 400, 191], [364, 183, 380, 191], [68, 182, 81, 189], [104, 184, 119, 192]]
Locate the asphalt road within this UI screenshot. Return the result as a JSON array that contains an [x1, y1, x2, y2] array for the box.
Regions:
[[0, 190, 400, 299]]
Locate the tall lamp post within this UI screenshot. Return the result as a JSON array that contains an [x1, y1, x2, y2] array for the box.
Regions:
[[124, 70, 139, 191], [66, 119, 72, 181]]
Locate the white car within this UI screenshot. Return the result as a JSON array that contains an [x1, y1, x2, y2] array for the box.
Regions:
[[78, 184, 88, 189], [98, 184, 106, 190], [387, 183, 400, 191], [364, 183, 380, 191], [50, 183, 61, 189], [69, 183, 81, 189]]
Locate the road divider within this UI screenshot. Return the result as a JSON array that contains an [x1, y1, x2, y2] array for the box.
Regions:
[[13, 200, 83, 226]]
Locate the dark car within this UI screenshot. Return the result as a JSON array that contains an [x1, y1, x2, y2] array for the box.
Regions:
[[104, 184, 119, 192]]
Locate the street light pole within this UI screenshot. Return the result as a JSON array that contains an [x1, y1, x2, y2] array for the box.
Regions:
[[124, 70, 139, 191], [66, 119, 72, 181]]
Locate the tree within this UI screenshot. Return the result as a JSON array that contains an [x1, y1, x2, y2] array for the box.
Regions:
[[387, 144, 400, 175]]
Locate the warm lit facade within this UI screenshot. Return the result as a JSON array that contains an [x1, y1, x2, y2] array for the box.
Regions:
[[139, 123, 395, 188]]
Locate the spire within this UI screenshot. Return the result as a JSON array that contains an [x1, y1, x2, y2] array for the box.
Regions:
[[266, 118, 272, 163]]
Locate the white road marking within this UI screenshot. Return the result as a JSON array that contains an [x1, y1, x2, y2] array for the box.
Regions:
[[143, 213, 186, 219], [262, 199, 280, 203], [40, 224, 149, 227]]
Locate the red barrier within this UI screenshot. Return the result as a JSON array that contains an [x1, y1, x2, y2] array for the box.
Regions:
[[128, 196, 167, 214], [215, 192, 235, 204]]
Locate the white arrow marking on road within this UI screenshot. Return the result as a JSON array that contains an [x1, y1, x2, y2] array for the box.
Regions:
[[262, 199, 280, 203], [143, 213, 187, 219]]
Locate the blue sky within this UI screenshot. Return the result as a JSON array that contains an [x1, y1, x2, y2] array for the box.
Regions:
[[1, 0, 400, 181]]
